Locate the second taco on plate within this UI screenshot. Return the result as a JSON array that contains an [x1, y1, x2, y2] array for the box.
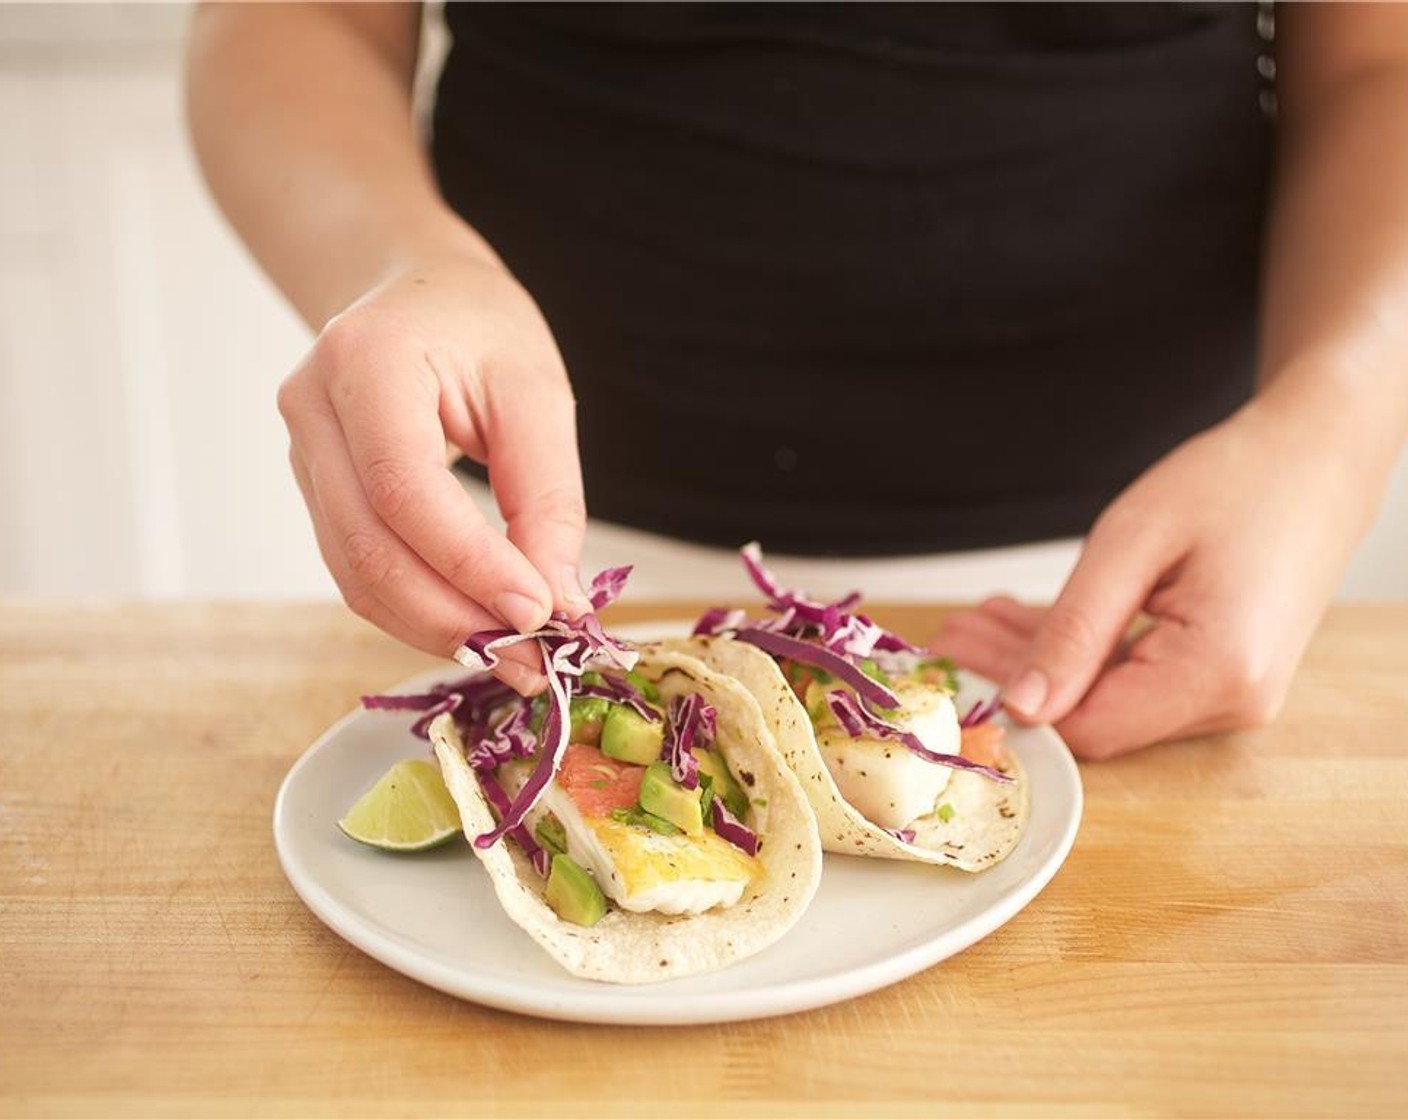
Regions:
[[665, 545, 1030, 872]]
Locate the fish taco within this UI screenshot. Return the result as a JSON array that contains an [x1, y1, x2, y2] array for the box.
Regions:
[[366, 567, 822, 983], [666, 545, 1030, 871]]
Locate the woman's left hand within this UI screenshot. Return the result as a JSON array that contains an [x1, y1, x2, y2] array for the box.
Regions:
[[931, 398, 1374, 759]]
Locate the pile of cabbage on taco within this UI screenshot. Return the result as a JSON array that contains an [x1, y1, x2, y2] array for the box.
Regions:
[[363, 567, 822, 984], [665, 544, 1029, 871]]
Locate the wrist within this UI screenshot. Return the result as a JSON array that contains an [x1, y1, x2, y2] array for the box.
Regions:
[[322, 204, 512, 326], [1243, 360, 1401, 535], [390, 204, 507, 278]]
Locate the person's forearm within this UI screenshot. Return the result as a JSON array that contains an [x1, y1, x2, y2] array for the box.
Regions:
[[186, 2, 496, 328], [1256, 8, 1408, 531]]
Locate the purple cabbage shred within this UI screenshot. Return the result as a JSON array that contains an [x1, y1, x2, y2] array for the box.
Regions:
[[576, 673, 661, 723], [476, 769, 551, 877], [824, 689, 1012, 783], [662, 693, 717, 789], [710, 797, 759, 856], [960, 696, 1003, 728], [695, 543, 1010, 785]]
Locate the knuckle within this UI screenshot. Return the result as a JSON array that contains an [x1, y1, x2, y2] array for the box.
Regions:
[[312, 313, 374, 377], [1062, 715, 1138, 762], [534, 485, 587, 533], [1228, 679, 1285, 727], [342, 529, 396, 592], [275, 375, 300, 423], [428, 620, 469, 657], [1071, 737, 1121, 763], [276, 365, 322, 428], [341, 584, 381, 624], [1040, 605, 1102, 663], [1210, 644, 1283, 725], [1091, 497, 1162, 552], [361, 456, 417, 523]]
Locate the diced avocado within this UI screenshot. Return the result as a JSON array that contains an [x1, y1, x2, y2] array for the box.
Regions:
[[568, 697, 610, 745], [600, 705, 664, 765], [936, 802, 956, 824], [610, 805, 682, 837], [624, 670, 661, 704], [534, 812, 567, 856], [803, 680, 835, 725], [696, 749, 750, 820], [859, 657, 892, 686], [544, 854, 607, 927], [639, 761, 704, 836]]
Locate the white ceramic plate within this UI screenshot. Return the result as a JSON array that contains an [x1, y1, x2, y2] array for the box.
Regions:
[[273, 623, 1082, 1025]]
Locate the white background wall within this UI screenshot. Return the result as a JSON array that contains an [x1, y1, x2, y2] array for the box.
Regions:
[[1, 3, 1405, 603]]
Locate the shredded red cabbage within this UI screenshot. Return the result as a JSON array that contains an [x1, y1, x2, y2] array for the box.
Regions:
[[733, 542, 923, 660], [886, 827, 917, 844], [576, 674, 661, 723], [464, 702, 538, 772], [710, 797, 759, 856], [960, 696, 1003, 728], [361, 567, 669, 855], [662, 694, 716, 789], [825, 689, 1012, 783], [362, 672, 515, 739], [696, 543, 1010, 785], [587, 565, 632, 611], [734, 627, 901, 710], [469, 639, 564, 849], [691, 606, 748, 637], [476, 769, 551, 877], [360, 690, 464, 742], [447, 567, 640, 849]]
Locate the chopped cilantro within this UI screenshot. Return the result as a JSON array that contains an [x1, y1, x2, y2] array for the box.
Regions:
[[534, 814, 567, 856], [914, 656, 960, 695], [859, 657, 893, 687], [611, 806, 682, 836]]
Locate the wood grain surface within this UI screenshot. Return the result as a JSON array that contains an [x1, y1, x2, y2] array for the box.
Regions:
[[1, 601, 1405, 1118]]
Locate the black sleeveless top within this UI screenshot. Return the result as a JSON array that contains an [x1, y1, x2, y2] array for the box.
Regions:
[[433, 3, 1273, 556]]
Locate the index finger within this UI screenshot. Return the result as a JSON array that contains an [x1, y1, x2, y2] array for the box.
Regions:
[[474, 375, 590, 617], [327, 359, 554, 634]]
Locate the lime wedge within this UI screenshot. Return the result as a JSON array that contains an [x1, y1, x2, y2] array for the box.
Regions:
[[338, 758, 462, 851]]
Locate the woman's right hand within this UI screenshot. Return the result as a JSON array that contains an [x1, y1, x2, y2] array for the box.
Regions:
[[277, 251, 589, 691]]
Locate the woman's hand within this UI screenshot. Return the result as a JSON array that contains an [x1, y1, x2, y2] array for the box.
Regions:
[[931, 398, 1374, 759], [277, 252, 590, 686], [190, 6, 587, 687]]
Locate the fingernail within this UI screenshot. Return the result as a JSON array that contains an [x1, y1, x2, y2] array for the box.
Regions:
[[560, 565, 592, 614], [1004, 668, 1048, 717], [494, 591, 549, 635]]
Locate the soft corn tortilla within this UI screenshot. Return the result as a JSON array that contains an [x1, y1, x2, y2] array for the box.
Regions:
[[430, 649, 822, 984], [662, 636, 1029, 871]]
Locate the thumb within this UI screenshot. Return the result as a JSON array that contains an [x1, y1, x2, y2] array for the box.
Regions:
[[1003, 510, 1172, 724], [470, 375, 592, 618]]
